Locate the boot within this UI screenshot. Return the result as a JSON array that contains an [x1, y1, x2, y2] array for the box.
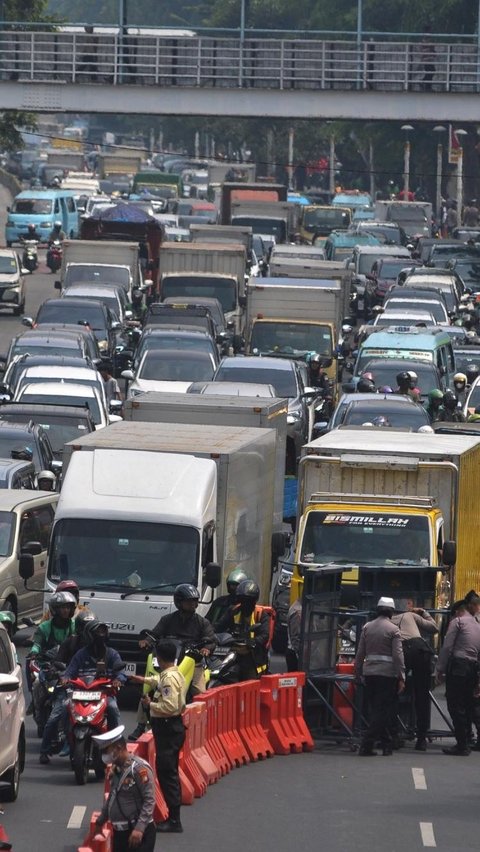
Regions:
[[156, 819, 183, 833], [442, 745, 471, 756]]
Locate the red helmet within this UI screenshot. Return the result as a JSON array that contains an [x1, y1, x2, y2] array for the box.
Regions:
[[55, 579, 79, 602]]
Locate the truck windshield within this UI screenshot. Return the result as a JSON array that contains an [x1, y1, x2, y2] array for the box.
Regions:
[[49, 519, 199, 592], [303, 208, 351, 232], [232, 216, 287, 242], [162, 275, 236, 313], [389, 206, 427, 224], [64, 266, 129, 287], [250, 322, 332, 356], [300, 512, 430, 565]]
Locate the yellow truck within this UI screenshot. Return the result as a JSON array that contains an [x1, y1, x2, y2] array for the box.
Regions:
[[291, 430, 480, 606]]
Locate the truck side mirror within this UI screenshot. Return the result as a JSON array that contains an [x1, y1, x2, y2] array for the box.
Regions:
[[238, 295, 247, 308], [204, 561, 222, 588], [271, 531, 287, 561], [442, 540, 456, 567], [21, 541, 42, 556], [19, 552, 35, 580]]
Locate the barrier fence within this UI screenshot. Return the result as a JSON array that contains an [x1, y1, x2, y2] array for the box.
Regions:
[[79, 673, 313, 852], [0, 30, 479, 92]]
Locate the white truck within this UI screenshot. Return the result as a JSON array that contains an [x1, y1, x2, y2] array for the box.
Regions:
[[290, 429, 480, 606], [374, 200, 433, 240], [58, 239, 143, 296], [123, 391, 288, 530], [245, 277, 350, 386], [49, 422, 280, 670], [159, 241, 247, 334]]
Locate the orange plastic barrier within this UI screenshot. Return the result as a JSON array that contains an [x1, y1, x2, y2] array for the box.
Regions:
[[260, 673, 314, 754], [236, 680, 274, 761], [135, 732, 171, 821], [193, 689, 231, 775], [215, 684, 250, 767], [80, 812, 113, 852], [179, 705, 208, 797], [333, 662, 355, 730], [182, 701, 220, 785], [0, 825, 11, 849]]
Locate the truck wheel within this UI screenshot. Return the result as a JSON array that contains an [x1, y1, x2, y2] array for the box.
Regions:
[[72, 739, 89, 785]]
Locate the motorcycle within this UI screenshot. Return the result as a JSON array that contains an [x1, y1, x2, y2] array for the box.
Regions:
[[46, 240, 62, 273], [28, 649, 64, 738], [66, 663, 124, 785], [21, 239, 38, 273], [208, 625, 264, 688], [141, 632, 210, 702]]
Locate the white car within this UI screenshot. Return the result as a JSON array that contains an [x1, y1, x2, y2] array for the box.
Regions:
[[0, 623, 25, 801], [15, 381, 120, 429], [124, 348, 216, 398], [0, 248, 27, 316], [14, 364, 108, 412]]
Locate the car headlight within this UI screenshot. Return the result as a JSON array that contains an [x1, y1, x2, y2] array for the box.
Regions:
[[40, 221, 52, 228], [98, 340, 108, 352], [287, 413, 301, 424]]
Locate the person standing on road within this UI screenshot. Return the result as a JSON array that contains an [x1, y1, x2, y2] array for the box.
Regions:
[[99, 361, 121, 404], [286, 595, 302, 672], [93, 725, 156, 851], [392, 600, 438, 751], [355, 596, 405, 756], [136, 640, 187, 834], [436, 592, 480, 755]]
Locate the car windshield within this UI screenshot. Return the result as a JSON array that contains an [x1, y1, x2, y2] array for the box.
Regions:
[[250, 322, 332, 356], [299, 512, 430, 565], [384, 301, 446, 322], [452, 261, 480, 285], [358, 254, 387, 275], [0, 434, 41, 469], [11, 343, 81, 359], [18, 391, 101, 425], [377, 261, 411, 279], [64, 266, 129, 287], [215, 365, 297, 397], [135, 335, 212, 365], [0, 256, 17, 274], [37, 304, 106, 332], [27, 415, 92, 457], [233, 216, 286, 242], [303, 208, 351, 231], [11, 198, 53, 214], [361, 362, 440, 396], [138, 352, 214, 383], [0, 511, 14, 557], [342, 402, 428, 428], [454, 351, 480, 373], [162, 276, 236, 314], [49, 518, 199, 592], [466, 386, 480, 411], [65, 292, 118, 317]]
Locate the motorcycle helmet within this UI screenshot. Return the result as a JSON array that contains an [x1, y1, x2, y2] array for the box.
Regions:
[[83, 620, 109, 655], [55, 579, 79, 603], [466, 364, 480, 385], [48, 591, 76, 618], [173, 583, 200, 609], [417, 425, 434, 433], [396, 370, 411, 390], [236, 579, 260, 614], [406, 370, 418, 388], [53, 220, 62, 231], [428, 389, 444, 402], [372, 415, 391, 427], [38, 469, 56, 491], [132, 290, 143, 305], [357, 377, 376, 393], [453, 372, 467, 390], [226, 568, 248, 595], [443, 389, 458, 411], [27, 223, 36, 235], [74, 609, 96, 636], [379, 385, 393, 394]]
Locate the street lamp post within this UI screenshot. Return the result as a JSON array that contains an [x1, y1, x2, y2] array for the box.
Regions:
[[433, 125, 446, 225], [455, 128, 468, 221], [401, 125, 414, 199]]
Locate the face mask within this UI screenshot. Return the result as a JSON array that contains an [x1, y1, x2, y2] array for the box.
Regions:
[[102, 752, 113, 765]]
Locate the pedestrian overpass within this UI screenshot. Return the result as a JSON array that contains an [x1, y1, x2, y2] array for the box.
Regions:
[[0, 28, 479, 121]]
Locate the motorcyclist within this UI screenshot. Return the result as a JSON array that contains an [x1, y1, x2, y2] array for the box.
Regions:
[[438, 388, 466, 422], [205, 567, 248, 626], [216, 580, 271, 681], [396, 370, 417, 399], [453, 372, 468, 408], [424, 388, 444, 423], [466, 364, 480, 389], [130, 289, 147, 323], [63, 620, 126, 730], [128, 584, 215, 740], [24, 222, 40, 242], [28, 591, 76, 717], [37, 469, 56, 492], [357, 374, 376, 393], [39, 610, 97, 764], [307, 353, 331, 392], [47, 220, 66, 244]]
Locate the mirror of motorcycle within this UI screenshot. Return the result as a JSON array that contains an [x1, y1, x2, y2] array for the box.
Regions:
[[20, 268, 29, 275], [204, 562, 222, 588], [0, 674, 19, 693]]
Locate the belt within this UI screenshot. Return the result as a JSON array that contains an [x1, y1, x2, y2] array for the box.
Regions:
[[366, 655, 393, 662], [112, 822, 131, 831], [152, 715, 183, 721]]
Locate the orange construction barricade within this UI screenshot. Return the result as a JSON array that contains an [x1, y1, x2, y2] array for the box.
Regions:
[[236, 680, 274, 761], [193, 689, 231, 775], [179, 705, 208, 798], [333, 662, 355, 730], [185, 700, 220, 784], [260, 673, 314, 754], [79, 812, 113, 852], [215, 684, 250, 767]]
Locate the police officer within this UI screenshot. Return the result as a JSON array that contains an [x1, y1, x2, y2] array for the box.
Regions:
[[354, 596, 405, 756], [436, 592, 480, 755], [205, 568, 248, 626], [141, 639, 187, 834], [93, 725, 156, 851], [392, 600, 438, 751]]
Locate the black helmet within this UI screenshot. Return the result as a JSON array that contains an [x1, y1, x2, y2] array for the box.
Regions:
[[48, 591, 76, 617], [443, 389, 457, 411], [236, 579, 260, 602], [83, 619, 109, 646], [396, 370, 411, 387], [53, 220, 62, 230], [173, 584, 200, 609], [132, 290, 143, 305], [357, 377, 375, 393], [74, 609, 96, 635]]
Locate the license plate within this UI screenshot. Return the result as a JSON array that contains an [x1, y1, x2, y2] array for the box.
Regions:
[[357, 299, 364, 311], [124, 663, 136, 675], [71, 690, 102, 701]]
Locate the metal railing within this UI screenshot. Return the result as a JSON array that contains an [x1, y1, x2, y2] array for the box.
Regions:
[[0, 30, 479, 92]]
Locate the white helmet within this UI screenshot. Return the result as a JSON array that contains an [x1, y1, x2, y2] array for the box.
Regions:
[[417, 425, 434, 433]]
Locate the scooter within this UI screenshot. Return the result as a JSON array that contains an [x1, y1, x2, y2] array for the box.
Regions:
[[207, 631, 260, 688], [66, 665, 123, 785], [141, 632, 210, 699], [28, 648, 64, 738], [21, 239, 38, 273], [46, 240, 62, 273]]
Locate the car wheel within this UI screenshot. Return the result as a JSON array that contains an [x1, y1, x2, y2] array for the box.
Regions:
[[2, 735, 23, 801]]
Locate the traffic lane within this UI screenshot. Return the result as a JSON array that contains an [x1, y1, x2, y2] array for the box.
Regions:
[[0, 250, 57, 362]]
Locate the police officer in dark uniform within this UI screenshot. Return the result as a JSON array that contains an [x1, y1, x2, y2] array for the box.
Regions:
[[93, 725, 156, 851]]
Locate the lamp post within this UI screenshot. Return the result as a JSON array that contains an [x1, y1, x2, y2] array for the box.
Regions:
[[401, 125, 414, 199], [454, 128, 467, 221], [433, 125, 446, 225]]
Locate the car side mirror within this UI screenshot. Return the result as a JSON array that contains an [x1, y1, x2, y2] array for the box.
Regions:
[[0, 675, 19, 693], [271, 531, 287, 561], [204, 561, 222, 589], [109, 399, 123, 413], [312, 422, 328, 438], [19, 552, 34, 579], [21, 540, 43, 556], [54, 280, 61, 290], [442, 540, 456, 568], [22, 316, 34, 328], [121, 370, 134, 380]]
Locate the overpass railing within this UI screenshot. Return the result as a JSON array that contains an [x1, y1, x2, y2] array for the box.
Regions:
[[0, 30, 479, 92]]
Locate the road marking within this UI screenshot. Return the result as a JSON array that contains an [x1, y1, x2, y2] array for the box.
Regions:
[[420, 822, 436, 847], [412, 767, 427, 790], [67, 806, 86, 830]]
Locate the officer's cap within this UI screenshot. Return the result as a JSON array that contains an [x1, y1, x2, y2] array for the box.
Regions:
[[377, 596, 395, 610], [92, 725, 125, 750]]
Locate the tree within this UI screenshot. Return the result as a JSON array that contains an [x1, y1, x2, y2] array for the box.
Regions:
[[0, 111, 37, 151]]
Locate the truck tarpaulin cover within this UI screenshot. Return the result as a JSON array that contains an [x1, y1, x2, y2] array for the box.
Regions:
[[95, 202, 156, 224]]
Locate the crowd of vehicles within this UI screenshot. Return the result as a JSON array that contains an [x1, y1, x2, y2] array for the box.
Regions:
[[3, 148, 480, 804]]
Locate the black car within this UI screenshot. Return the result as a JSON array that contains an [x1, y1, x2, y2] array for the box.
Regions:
[[0, 421, 59, 475], [338, 397, 430, 430], [132, 327, 220, 372], [213, 356, 315, 473], [23, 298, 119, 362], [145, 303, 218, 342], [0, 403, 96, 461], [4, 330, 91, 373]]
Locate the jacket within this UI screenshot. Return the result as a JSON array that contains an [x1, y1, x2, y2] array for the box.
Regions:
[[64, 645, 127, 684], [436, 613, 480, 676], [97, 755, 155, 833], [355, 615, 405, 680], [217, 604, 271, 674], [145, 666, 186, 718], [152, 611, 216, 654], [30, 618, 75, 657]]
